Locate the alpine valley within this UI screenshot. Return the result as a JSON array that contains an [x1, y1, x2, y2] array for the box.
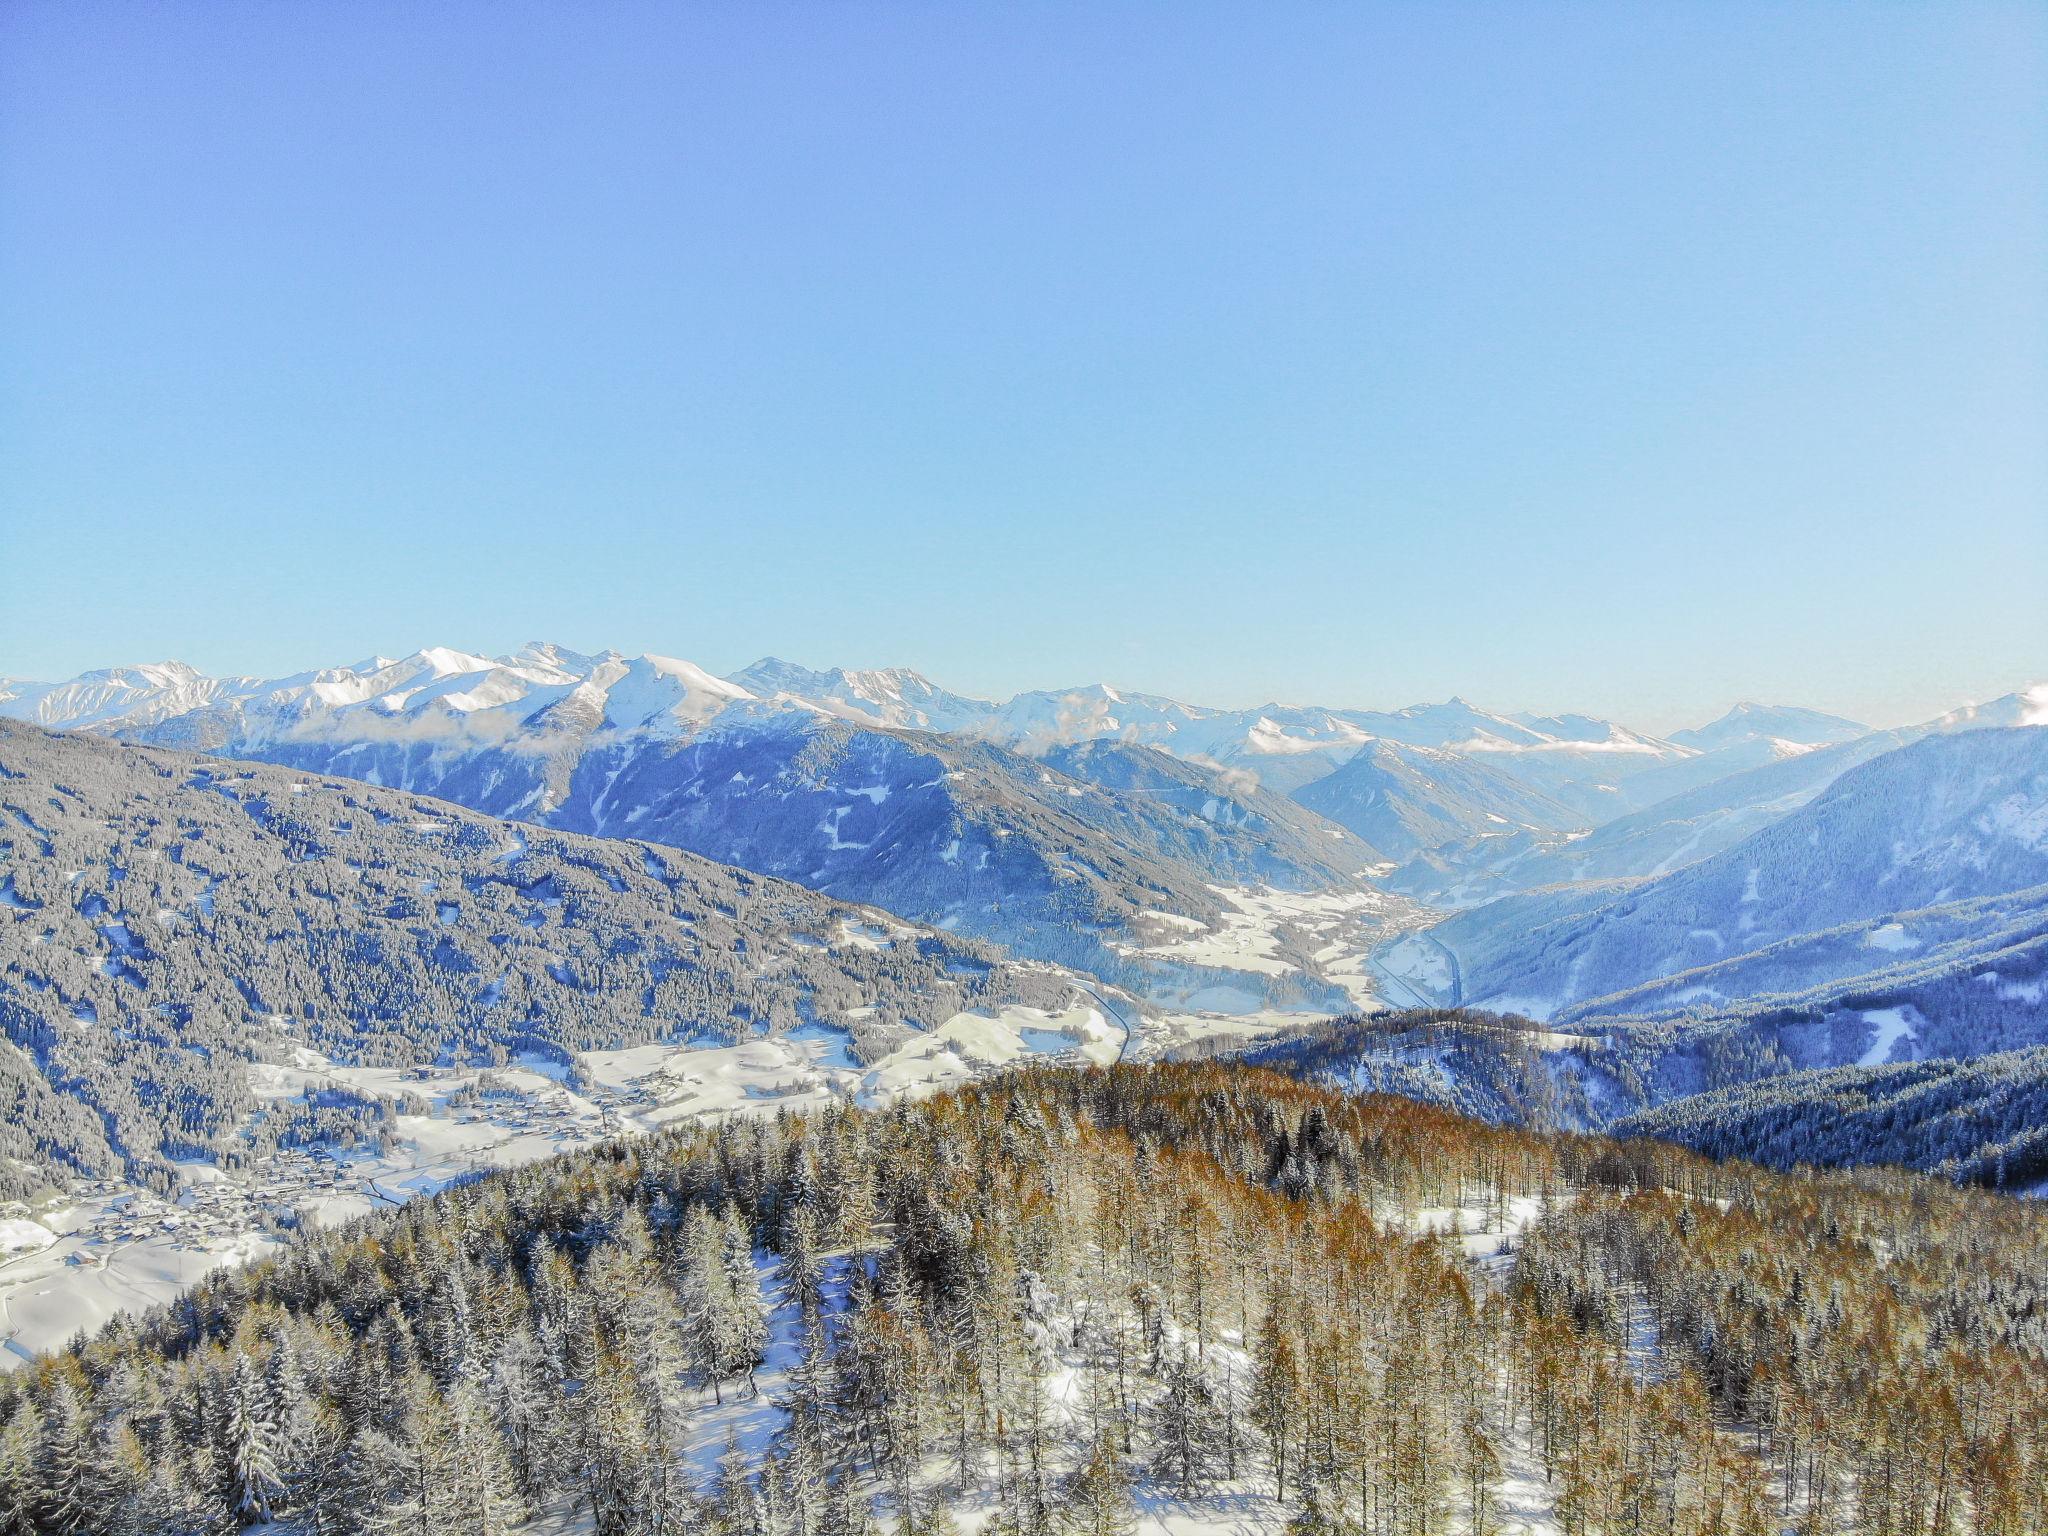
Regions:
[[2, 645, 2046, 1535]]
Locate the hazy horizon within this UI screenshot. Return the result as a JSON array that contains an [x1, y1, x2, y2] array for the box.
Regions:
[[6, 633, 2039, 738]]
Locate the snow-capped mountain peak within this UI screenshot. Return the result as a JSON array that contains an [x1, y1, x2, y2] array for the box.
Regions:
[[726, 656, 995, 732], [1925, 683, 2048, 734], [500, 640, 606, 678], [1669, 701, 1869, 753], [3, 660, 233, 731]]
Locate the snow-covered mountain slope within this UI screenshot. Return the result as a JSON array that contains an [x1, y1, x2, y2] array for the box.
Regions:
[[1614, 1046, 2048, 1186], [46, 646, 766, 760], [1515, 700, 1863, 823], [540, 717, 1384, 958], [728, 656, 996, 734], [1667, 701, 1869, 754], [1395, 687, 2048, 898], [1490, 730, 1915, 889], [0, 650, 1424, 999], [1244, 1008, 1604, 1128], [0, 661, 264, 733], [1291, 739, 1585, 863], [984, 681, 1229, 753], [1925, 682, 2048, 733], [1178, 698, 1688, 805], [1300, 892, 2048, 1152], [144, 700, 1381, 1003], [17, 647, 2034, 943], [1041, 737, 1392, 867], [1433, 726, 2048, 1020], [0, 719, 1094, 1195]]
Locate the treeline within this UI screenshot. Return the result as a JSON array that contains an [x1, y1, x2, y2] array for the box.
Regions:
[[2, 1062, 2043, 1534]]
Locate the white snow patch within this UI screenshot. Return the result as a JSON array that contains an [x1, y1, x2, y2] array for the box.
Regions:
[[1857, 1005, 1921, 1068]]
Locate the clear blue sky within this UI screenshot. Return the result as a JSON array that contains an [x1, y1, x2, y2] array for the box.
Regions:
[[2, 3, 2042, 730]]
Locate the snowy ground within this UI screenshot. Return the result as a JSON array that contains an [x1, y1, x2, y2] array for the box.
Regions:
[[1374, 929, 1457, 1006], [0, 988, 1166, 1368], [514, 1180, 1573, 1535], [1856, 1005, 1921, 1067], [1125, 883, 1435, 1014], [5, 873, 1451, 1369]]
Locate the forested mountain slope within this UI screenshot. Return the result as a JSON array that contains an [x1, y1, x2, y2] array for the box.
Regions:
[[107, 672, 1382, 998], [1438, 726, 2048, 1018], [0, 721, 1076, 1195], [2, 1062, 2041, 1536], [1258, 975, 2048, 1187], [1615, 1047, 2048, 1188], [1243, 1007, 1603, 1129], [1290, 738, 1584, 863]]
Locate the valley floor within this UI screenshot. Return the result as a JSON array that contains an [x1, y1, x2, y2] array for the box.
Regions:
[[1, 980, 1341, 1367]]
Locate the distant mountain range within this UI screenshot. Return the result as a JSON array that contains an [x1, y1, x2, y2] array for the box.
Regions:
[[2, 644, 1715, 783], [1432, 725, 2048, 1022], [4, 648, 2042, 1020], [5, 647, 2048, 1207]]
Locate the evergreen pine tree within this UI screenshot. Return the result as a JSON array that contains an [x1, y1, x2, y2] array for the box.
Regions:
[[1059, 1434, 1138, 1536], [228, 1352, 285, 1525]]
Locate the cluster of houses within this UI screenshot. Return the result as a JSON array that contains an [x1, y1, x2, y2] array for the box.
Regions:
[[42, 1061, 656, 1276]]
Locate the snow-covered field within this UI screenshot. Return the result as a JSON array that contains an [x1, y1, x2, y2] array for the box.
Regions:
[[1, 991, 1193, 1368], [1856, 1005, 1921, 1067], [0, 1188, 286, 1369], [1374, 929, 1457, 1005], [1126, 883, 1433, 1013]]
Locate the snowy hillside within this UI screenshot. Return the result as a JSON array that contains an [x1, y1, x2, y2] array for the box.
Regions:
[[1434, 726, 2048, 1020], [1291, 738, 1586, 866], [0, 718, 1097, 1197], [11, 1061, 2043, 1534], [1488, 730, 1914, 890], [728, 656, 997, 734], [1615, 1046, 2048, 1186], [1666, 700, 1869, 753]]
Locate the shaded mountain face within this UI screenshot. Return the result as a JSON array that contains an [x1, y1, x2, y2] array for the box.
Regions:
[[526, 718, 1388, 975], [0, 720, 1075, 1190], [1484, 730, 1915, 891], [1432, 726, 2048, 1020], [124, 705, 1382, 998], [1290, 738, 1586, 863]]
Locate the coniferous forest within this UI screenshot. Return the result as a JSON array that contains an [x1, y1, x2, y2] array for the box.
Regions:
[[3, 1063, 2043, 1536]]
